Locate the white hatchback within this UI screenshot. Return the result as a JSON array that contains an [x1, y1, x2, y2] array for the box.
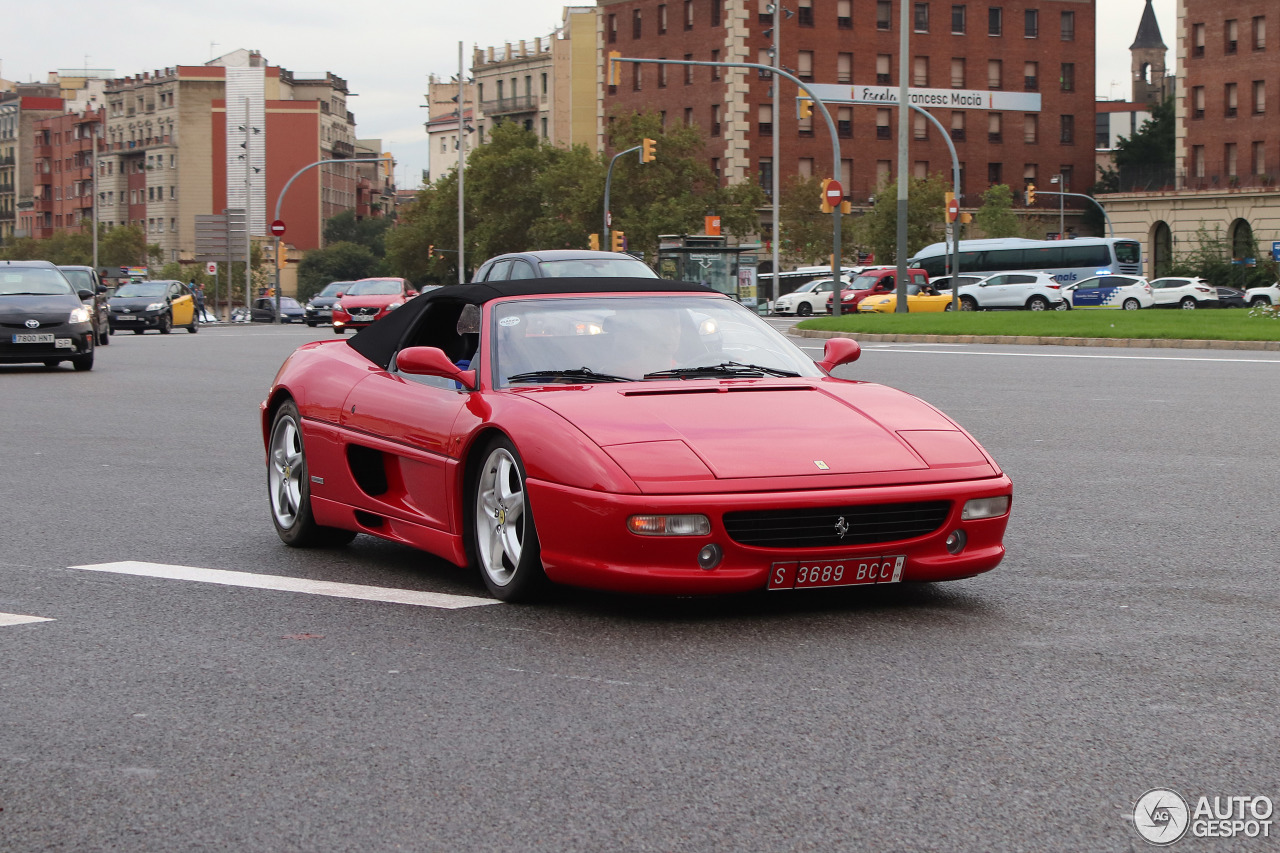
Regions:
[[1244, 282, 1280, 307], [772, 277, 850, 316], [1061, 274, 1154, 310], [1148, 276, 1219, 309], [956, 271, 1065, 311]]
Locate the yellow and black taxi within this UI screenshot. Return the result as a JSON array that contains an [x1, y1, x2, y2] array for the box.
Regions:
[[108, 280, 199, 334], [0, 260, 97, 371]]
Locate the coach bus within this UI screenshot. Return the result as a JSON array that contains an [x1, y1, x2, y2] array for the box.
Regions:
[[908, 237, 1143, 284]]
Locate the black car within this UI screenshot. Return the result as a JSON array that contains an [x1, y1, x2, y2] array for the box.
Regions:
[[303, 281, 352, 326], [1216, 286, 1249, 308], [251, 296, 306, 323], [0, 260, 96, 371], [472, 250, 658, 282], [57, 265, 111, 345], [108, 280, 199, 334]]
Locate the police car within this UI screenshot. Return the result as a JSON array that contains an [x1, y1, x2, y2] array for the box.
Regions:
[[1060, 274, 1154, 310]]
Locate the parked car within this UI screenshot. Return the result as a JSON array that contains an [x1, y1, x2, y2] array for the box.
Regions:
[[108, 280, 199, 334], [955, 272, 1065, 311], [1216, 286, 1249, 308], [0, 260, 96, 371], [473, 250, 658, 281], [1243, 282, 1280, 307], [56, 265, 111, 345], [1148, 276, 1219, 309], [1060, 275, 1154, 310], [332, 277, 420, 334], [251, 296, 306, 323], [827, 268, 929, 313], [304, 281, 352, 326], [771, 277, 850, 316], [858, 282, 955, 313], [262, 278, 1011, 601]]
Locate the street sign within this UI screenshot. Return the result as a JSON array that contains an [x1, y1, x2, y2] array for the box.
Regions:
[[946, 198, 959, 222], [270, 220, 286, 237], [205, 262, 217, 275], [824, 180, 843, 207], [806, 83, 1041, 112], [1272, 242, 1280, 262], [606, 211, 612, 228]]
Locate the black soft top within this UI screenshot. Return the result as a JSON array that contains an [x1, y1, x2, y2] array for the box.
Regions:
[[346, 277, 715, 369]]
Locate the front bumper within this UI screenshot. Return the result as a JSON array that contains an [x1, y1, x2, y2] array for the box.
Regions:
[[109, 311, 162, 330], [305, 306, 334, 323], [0, 322, 94, 363], [529, 476, 1012, 595]]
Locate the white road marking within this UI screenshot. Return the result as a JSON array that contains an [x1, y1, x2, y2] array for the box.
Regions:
[[0, 613, 53, 627], [70, 561, 500, 610], [794, 342, 1280, 364]]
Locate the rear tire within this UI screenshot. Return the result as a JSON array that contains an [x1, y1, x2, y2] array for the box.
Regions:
[[267, 399, 357, 547], [1251, 297, 1271, 308], [1026, 295, 1049, 311], [1123, 298, 1140, 310], [960, 296, 978, 311], [133, 329, 145, 335], [334, 326, 346, 334], [1180, 297, 1197, 309], [471, 436, 546, 602], [943, 302, 954, 311]]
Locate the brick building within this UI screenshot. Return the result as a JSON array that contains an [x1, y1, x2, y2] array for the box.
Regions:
[[0, 89, 64, 243], [28, 107, 102, 240], [599, 0, 1096, 216]]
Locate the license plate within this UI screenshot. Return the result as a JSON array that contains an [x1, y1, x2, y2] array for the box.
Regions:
[[12, 333, 54, 344], [115, 315, 137, 321], [55, 338, 73, 349], [768, 555, 906, 590]]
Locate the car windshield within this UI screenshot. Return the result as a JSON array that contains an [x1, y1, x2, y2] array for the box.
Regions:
[[59, 269, 94, 290], [0, 268, 74, 296], [115, 282, 167, 297], [346, 279, 403, 296], [492, 295, 823, 386], [792, 280, 821, 294], [536, 258, 659, 278], [849, 274, 884, 290], [320, 282, 349, 297], [278, 298, 302, 309]]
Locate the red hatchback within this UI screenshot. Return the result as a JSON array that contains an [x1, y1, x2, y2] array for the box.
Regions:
[[332, 277, 418, 334], [827, 268, 930, 312]]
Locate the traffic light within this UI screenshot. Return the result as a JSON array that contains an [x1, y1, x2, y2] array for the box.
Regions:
[[1025, 183, 1036, 205], [798, 98, 814, 119], [589, 233, 600, 251], [608, 51, 622, 86], [820, 178, 834, 214], [641, 137, 657, 163], [610, 231, 625, 252], [381, 153, 393, 178], [428, 244, 435, 258], [840, 200, 852, 215]]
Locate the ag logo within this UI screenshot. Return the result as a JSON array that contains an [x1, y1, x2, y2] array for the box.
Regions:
[[1134, 788, 1190, 845]]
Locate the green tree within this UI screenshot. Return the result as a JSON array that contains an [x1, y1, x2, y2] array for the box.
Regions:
[[971, 184, 1024, 238], [1114, 96, 1175, 171], [99, 225, 154, 269], [296, 241, 379, 301], [384, 172, 467, 285], [323, 210, 392, 256], [853, 174, 950, 264], [1167, 223, 1279, 290], [777, 176, 860, 265]]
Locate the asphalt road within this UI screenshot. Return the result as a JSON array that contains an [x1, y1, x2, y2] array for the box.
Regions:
[[2, 321, 1278, 852]]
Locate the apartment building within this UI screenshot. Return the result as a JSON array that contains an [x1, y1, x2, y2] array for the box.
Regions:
[[599, 0, 1096, 211], [27, 107, 102, 240], [0, 87, 64, 243]]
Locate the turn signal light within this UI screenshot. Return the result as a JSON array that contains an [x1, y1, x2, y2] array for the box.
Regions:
[[627, 514, 711, 536], [961, 496, 1011, 520]]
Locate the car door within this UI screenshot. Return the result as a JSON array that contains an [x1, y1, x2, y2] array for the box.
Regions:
[[1149, 277, 1186, 307], [978, 274, 1016, 307], [166, 283, 193, 325]]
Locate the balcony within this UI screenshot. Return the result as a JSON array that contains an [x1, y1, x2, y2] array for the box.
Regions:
[[481, 95, 538, 117]]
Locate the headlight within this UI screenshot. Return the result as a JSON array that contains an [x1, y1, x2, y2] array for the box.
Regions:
[[146, 302, 165, 312], [627, 514, 711, 536], [961, 496, 1010, 520], [386, 301, 403, 311], [68, 306, 92, 324], [332, 302, 342, 311]]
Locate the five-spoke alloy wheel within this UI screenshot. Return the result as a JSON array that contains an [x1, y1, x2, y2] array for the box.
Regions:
[[268, 399, 355, 547], [472, 436, 545, 601]]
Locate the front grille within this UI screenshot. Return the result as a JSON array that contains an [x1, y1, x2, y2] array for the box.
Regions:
[[723, 501, 951, 549]]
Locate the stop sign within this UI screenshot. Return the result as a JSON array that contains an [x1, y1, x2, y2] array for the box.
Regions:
[[270, 219, 286, 237], [824, 180, 843, 207], [946, 198, 959, 222]]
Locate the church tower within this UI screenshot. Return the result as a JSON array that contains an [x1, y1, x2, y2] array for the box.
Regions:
[[1130, 0, 1168, 104]]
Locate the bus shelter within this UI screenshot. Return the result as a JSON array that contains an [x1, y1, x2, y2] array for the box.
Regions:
[[656, 235, 761, 308]]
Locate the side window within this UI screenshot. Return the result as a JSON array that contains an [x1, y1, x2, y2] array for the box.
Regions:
[[1010, 274, 1034, 284], [487, 260, 512, 281], [882, 275, 894, 289], [508, 261, 536, 280]]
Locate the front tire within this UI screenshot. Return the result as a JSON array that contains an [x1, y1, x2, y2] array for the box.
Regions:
[[159, 312, 172, 334], [472, 437, 546, 602], [1251, 297, 1271, 308], [1180, 297, 1197, 309], [797, 302, 813, 317], [334, 326, 346, 335], [268, 399, 357, 547], [133, 329, 145, 335], [960, 296, 978, 311], [943, 302, 954, 311], [1123, 298, 1140, 310], [1026, 295, 1049, 311]]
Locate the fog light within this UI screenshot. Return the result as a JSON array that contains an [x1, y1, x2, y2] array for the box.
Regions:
[[961, 495, 1010, 520], [697, 543, 723, 570], [627, 514, 711, 536], [945, 529, 967, 555]]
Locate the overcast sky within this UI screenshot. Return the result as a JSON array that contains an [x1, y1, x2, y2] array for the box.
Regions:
[[3, 0, 1174, 191]]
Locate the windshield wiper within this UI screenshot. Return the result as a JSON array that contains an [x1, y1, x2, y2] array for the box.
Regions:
[[644, 361, 800, 380], [506, 367, 635, 384]]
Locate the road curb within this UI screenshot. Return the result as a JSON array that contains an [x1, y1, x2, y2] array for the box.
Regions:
[[789, 328, 1280, 351]]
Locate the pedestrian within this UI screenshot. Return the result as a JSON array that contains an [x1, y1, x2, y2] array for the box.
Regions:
[[191, 280, 205, 322]]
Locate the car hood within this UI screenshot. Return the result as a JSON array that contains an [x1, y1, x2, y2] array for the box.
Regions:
[[109, 296, 165, 310], [339, 295, 401, 308], [310, 296, 339, 307], [520, 380, 998, 491], [0, 293, 80, 322]]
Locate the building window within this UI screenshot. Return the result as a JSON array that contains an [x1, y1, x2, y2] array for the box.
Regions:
[[838, 106, 852, 137], [911, 56, 928, 86], [877, 160, 892, 186], [1060, 63, 1074, 92], [711, 0, 721, 26], [950, 111, 965, 140], [1024, 9, 1038, 38], [1253, 16, 1266, 50], [711, 104, 721, 136], [658, 63, 667, 88], [758, 103, 773, 136], [541, 73, 548, 95], [633, 65, 642, 91], [795, 50, 813, 81], [1225, 143, 1238, 177], [1226, 19, 1238, 53], [1059, 114, 1074, 144], [1192, 23, 1205, 57], [711, 49, 721, 80], [798, 157, 813, 178], [1254, 80, 1266, 114], [877, 0, 892, 30], [1024, 61, 1038, 91], [988, 112, 1002, 142], [798, 0, 813, 26], [1024, 113, 1038, 143], [1061, 11, 1074, 41], [988, 6, 1002, 36], [838, 0, 852, 29], [658, 4, 667, 33], [988, 59, 1003, 89], [914, 3, 929, 32], [876, 109, 891, 139], [877, 54, 892, 85], [608, 14, 617, 42], [684, 0, 693, 30], [950, 58, 965, 88], [711, 157, 720, 179], [633, 9, 642, 38], [684, 107, 693, 126], [988, 162, 1002, 185], [759, 157, 773, 197], [758, 48, 774, 77], [1193, 86, 1205, 119], [914, 161, 929, 179], [1225, 83, 1238, 117], [1192, 145, 1205, 177], [838, 52, 853, 84], [913, 112, 928, 140], [951, 5, 966, 34], [684, 54, 693, 84]]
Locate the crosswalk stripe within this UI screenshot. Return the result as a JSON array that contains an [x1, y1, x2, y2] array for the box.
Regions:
[[70, 561, 500, 610], [0, 613, 53, 627]]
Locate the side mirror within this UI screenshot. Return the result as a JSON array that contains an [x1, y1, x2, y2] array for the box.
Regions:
[[816, 337, 861, 373], [77, 288, 94, 301], [96, 284, 108, 294], [395, 346, 476, 388], [407, 289, 419, 297], [335, 292, 345, 298]]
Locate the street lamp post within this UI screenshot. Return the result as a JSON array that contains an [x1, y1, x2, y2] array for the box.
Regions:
[[603, 145, 642, 243]]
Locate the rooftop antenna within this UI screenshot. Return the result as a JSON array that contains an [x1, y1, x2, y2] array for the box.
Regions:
[[210, 42, 220, 60]]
